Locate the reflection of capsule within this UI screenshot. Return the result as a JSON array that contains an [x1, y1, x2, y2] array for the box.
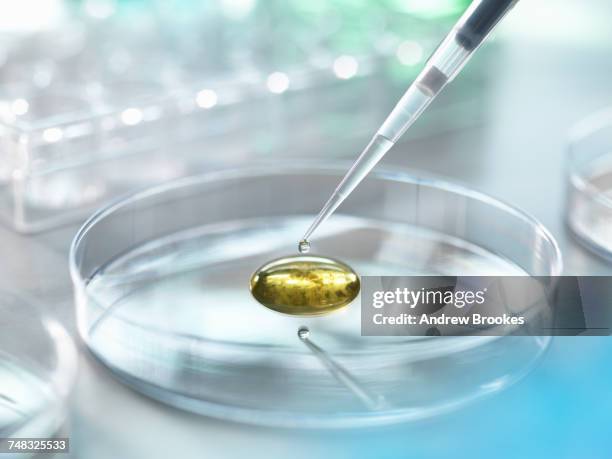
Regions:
[[250, 255, 360, 316]]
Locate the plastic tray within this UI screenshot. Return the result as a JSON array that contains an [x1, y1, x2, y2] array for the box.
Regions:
[[0, 1, 488, 232]]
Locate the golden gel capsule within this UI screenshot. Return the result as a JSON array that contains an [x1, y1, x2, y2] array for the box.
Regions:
[[250, 255, 360, 316]]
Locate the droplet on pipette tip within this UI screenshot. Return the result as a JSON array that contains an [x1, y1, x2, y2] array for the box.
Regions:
[[298, 239, 311, 254], [297, 326, 310, 340], [250, 255, 360, 316]]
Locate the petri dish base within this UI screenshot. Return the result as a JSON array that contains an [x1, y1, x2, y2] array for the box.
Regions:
[[71, 164, 562, 428], [566, 108, 612, 261], [0, 293, 77, 441]]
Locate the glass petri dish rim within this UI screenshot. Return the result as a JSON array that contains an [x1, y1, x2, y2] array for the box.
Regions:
[[567, 106, 612, 210], [0, 291, 78, 433], [69, 162, 563, 353], [41, 317, 79, 402]]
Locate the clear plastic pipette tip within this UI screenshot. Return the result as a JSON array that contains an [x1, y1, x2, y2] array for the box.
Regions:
[[300, 1, 517, 245], [301, 191, 346, 243], [301, 134, 394, 243]]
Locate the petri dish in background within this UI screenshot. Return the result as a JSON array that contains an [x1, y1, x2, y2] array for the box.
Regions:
[[0, 293, 77, 441], [70, 163, 562, 428], [566, 107, 612, 261]]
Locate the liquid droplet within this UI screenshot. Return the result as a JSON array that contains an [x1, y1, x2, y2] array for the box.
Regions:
[[250, 255, 360, 316], [297, 326, 310, 340], [298, 239, 311, 254]]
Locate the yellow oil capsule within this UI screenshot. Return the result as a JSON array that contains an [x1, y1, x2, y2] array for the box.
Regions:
[[250, 255, 360, 316]]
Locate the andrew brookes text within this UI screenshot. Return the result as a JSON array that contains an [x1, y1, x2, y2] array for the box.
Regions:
[[370, 285, 524, 327]]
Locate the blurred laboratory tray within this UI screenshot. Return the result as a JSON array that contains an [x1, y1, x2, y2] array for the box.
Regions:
[[0, 1, 488, 232]]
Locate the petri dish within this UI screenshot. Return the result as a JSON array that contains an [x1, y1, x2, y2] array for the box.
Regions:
[[70, 163, 562, 428], [0, 293, 77, 441], [566, 107, 612, 260]]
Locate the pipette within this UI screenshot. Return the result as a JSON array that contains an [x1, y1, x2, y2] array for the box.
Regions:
[[299, 0, 519, 251]]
